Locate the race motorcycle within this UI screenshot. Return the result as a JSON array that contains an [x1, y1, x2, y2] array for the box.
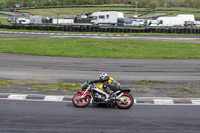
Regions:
[[72, 81, 134, 109]]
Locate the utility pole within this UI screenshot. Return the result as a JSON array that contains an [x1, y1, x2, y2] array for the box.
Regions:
[[135, 2, 138, 18], [57, 0, 60, 25], [14, 4, 20, 25]]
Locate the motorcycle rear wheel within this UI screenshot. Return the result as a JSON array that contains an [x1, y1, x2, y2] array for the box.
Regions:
[[72, 93, 91, 108], [116, 94, 134, 109]]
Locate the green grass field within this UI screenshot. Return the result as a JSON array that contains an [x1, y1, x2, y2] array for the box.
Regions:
[[0, 14, 10, 25], [21, 7, 149, 18], [20, 7, 200, 19], [0, 38, 199, 59], [0, 14, 9, 17], [0, 19, 11, 25]]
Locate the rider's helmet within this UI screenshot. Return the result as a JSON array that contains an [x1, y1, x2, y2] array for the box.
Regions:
[[99, 72, 109, 80]]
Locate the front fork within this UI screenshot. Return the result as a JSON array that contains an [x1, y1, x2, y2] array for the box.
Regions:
[[80, 85, 91, 99], [116, 92, 124, 99]]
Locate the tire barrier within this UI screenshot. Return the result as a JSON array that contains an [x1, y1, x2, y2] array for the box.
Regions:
[[0, 25, 200, 34]]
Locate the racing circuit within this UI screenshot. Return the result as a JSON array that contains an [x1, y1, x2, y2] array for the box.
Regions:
[[0, 32, 200, 133]]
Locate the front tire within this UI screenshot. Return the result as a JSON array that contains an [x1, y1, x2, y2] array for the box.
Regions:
[[72, 93, 91, 108], [116, 94, 134, 109]]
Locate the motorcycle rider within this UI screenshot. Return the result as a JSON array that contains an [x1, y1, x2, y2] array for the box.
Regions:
[[89, 72, 121, 98]]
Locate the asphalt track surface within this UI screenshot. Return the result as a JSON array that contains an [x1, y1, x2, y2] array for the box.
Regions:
[[0, 100, 200, 133], [0, 31, 200, 43], [0, 53, 200, 84]]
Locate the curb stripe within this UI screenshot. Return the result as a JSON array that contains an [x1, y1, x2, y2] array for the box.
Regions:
[[63, 97, 72, 101], [136, 100, 154, 104], [8, 94, 27, 100], [154, 99, 173, 105], [0, 94, 10, 98], [1, 93, 200, 105], [191, 100, 200, 105], [26, 95, 45, 100], [44, 96, 65, 101], [174, 100, 192, 104]]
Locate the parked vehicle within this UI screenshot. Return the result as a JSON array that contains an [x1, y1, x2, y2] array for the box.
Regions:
[[91, 11, 124, 25], [195, 21, 200, 27], [117, 18, 132, 26], [52, 18, 74, 24], [16, 18, 30, 24], [132, 19, 147, 26], [184, 21, 195, 27], [72, 81, 134, 109], [30, 15, 42, 24], [149, 14, 195, 27]]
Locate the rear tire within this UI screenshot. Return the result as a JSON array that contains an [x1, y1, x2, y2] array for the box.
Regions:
[[72, 93, 91, 108], [116, 94, 134, 109]]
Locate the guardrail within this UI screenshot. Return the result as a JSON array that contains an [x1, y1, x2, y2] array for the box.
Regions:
[[0, 24, 200, 34]]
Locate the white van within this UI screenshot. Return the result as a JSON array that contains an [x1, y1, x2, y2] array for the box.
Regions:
[[149, 14, 195, 27]]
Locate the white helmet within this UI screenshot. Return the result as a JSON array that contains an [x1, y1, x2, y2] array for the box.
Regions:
[[99, 72, 108, 80]]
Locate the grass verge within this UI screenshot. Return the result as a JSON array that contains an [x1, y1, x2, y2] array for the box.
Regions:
[[175, 87, 191, 92], [32, 83, 81, 91], [0, 79, 82, 91], [0, 38, 200, 59], [0, 80, 10, 87], [138, 79, 166, 83]]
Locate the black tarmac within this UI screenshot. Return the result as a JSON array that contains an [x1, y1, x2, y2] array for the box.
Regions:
[[0, 100, 200, 133]]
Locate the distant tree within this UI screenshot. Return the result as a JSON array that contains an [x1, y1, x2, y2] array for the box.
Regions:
[[170, 0, 180, 7], [193, 0, 200, 8], [114, 0, 121, 4], [138, 0, 150, 7], [149, 0, 159, 9], [120, 0, 129, 4], [1, 0, 200, 9], [108, 0, 114, 4], [130, 0, 134, 5], [183, 0, 193, 8], [51, 0, 59, 6], [96, 0, 104, 4], [0, 0, 6, 9], [89, 0, 96, 5]]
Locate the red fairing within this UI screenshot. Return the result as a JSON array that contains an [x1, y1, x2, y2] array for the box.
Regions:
[[78, 91, 91, 97]]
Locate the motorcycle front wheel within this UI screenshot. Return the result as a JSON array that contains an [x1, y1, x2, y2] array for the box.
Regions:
[[116, 94, 134, 109], [72, 93, 91, 108]]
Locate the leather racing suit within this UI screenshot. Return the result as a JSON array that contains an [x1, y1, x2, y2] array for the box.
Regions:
[[90, 76, 121, 93]]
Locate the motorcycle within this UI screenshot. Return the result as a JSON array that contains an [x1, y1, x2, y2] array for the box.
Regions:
[[72, 81, 134, 109]]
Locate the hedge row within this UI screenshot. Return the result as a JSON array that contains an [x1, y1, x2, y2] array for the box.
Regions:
[[0, 25, 200, 34]]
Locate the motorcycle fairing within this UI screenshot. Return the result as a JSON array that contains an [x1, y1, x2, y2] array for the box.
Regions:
[[95, 84, 105, 91], [91, 87, 109, 99]]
